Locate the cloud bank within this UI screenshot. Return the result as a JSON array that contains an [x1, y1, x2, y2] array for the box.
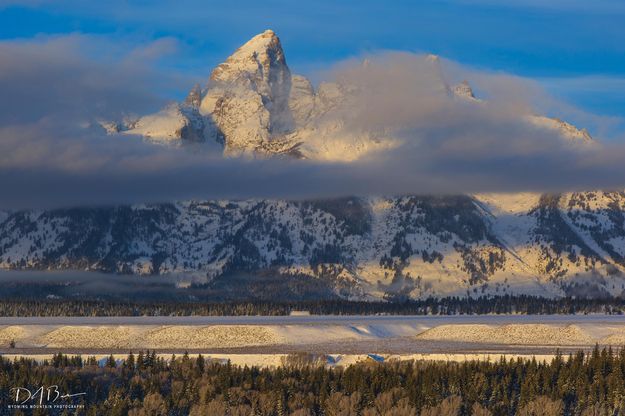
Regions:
[[2, 38, 625, 210]]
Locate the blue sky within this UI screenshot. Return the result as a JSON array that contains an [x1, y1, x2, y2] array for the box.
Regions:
[[1, 0, 624, 124]]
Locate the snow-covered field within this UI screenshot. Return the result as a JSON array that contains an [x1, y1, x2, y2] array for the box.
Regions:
[[1, 316, 625, 361], [417, 324, 595, 345]]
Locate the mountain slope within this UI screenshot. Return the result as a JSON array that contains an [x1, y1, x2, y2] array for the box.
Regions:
[[3, 194, 625, 300]]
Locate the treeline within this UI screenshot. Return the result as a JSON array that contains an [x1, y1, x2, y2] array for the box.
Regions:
[[0, 295, 624, 316], [2, 347, 625, 415]]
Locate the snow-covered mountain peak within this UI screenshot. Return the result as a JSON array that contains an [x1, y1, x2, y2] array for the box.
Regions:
[[192, 30, 295, 155], [106, 32, 597, 160], [208, 29, 290, 98], [217, 29, 280, 66]]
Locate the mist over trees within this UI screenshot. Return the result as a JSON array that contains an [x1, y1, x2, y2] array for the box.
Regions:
[[0, 296, 623, 317]]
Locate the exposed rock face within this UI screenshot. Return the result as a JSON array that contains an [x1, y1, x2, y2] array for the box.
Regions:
[[453, 80, 476, 100]]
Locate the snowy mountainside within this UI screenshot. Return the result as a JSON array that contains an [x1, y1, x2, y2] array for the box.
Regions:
[[3, 194, 625, 300]]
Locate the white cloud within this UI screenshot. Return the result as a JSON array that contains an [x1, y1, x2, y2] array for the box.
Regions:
[[2, 39, 625, 209]]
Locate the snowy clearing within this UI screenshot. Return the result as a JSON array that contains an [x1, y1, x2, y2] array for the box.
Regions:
[[1, 315, 625, 359]]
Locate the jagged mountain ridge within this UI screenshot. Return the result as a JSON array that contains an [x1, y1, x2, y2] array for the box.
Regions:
[[3, 192, 625, 300], [5, 30, 620, 300], [108, 29, 592, 158]]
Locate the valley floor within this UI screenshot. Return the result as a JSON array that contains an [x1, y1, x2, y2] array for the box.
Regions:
[[2, 315, 625, 365]]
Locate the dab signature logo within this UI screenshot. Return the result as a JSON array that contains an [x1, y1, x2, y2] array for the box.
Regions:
[[7, 385, 86, 410]]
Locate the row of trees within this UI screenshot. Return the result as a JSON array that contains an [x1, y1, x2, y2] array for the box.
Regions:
[[1, 347, 625, 415], [0, 295, 624, 316]]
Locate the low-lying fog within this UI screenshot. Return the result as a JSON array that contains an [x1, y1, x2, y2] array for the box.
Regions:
[[0, 270, 340, 302]]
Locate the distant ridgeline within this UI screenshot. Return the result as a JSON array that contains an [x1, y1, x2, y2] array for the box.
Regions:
[[3, 193, 625, 301], [0, 296, 624, 316]]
